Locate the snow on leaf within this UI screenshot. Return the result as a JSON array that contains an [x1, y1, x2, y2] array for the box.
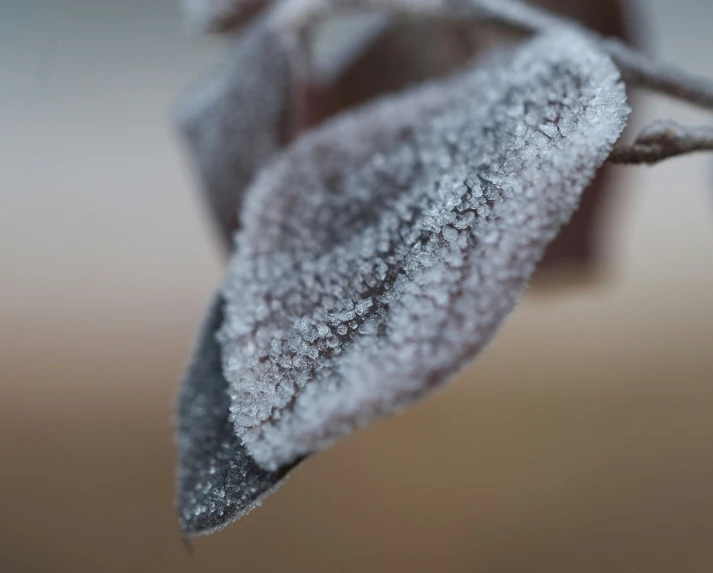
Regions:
[[175, 19, 290, 246], [218, 30, 629, 471], [177, 29, 629, 534]]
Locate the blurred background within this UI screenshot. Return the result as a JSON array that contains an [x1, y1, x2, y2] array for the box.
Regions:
[[2, 1, 713, 571]]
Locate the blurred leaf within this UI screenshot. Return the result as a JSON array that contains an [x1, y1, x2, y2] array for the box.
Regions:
[[182, 0, 270, 33], [175, 20, 291, 247]]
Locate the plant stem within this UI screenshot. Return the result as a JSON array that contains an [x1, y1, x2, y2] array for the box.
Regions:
[[609, 120, 713, 165]]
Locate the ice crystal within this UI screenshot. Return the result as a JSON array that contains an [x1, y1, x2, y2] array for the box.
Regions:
[[215, 30, 630, 471]]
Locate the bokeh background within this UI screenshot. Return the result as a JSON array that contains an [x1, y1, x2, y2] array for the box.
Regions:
[[2, 1, 713, 571]]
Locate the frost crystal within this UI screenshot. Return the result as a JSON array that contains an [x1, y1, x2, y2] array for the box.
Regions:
[[218, 31, 628, 471], [175, 19, 290, 244]]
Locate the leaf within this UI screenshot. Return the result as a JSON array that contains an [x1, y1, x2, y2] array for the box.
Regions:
[[299, 0, 636, 279], [177, 29, 629, 535], [175, 19, 291, 246], [177, 0, 635, 266], [219, 31, 629, 469]]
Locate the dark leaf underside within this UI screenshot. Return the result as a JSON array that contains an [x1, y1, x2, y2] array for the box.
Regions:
[[176, 295, 299, 535]]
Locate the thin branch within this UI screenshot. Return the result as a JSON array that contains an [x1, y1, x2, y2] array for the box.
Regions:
[[603, 39, 713, 111], [609, 120, 713, 165], [268, 0, 713, 112], [471, 0, 713, 109]]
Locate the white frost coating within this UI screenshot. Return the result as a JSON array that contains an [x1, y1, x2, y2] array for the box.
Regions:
[[175, 19, 290, 242], [218, 31, 629, 470]]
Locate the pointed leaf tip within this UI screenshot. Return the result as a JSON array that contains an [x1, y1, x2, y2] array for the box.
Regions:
[[176, 295, 297, 536]]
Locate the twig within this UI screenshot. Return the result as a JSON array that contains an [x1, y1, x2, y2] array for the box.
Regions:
[[609, 120, 713, 165], [471, 0, 713, 109], [603, 39, 713, 111]]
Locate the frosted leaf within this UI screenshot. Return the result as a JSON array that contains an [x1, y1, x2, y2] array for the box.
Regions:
[[175, 19, 290, 245], [182, 0, 269, 33], [177, 30, 628, 534], [176, 295, 300, 535], [219, 30, 629, 472]]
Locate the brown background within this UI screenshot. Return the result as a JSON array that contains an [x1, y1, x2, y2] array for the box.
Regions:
[[2, 1, 713, 571]]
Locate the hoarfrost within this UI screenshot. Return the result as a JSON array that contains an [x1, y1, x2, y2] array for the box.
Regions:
[[219, 30, 629, 470], [177, 29, 629, 534]]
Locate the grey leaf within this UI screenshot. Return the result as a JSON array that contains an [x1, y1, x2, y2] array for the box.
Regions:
[[178, 29, 629, 534], [175, 19, 290, 246], [219, 30, 629, 469]]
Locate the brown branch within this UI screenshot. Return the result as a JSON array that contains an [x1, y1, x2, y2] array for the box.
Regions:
[[608, 120, 713, 165], [603, 39, 713, 111], [474, 1, 713, 109]]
